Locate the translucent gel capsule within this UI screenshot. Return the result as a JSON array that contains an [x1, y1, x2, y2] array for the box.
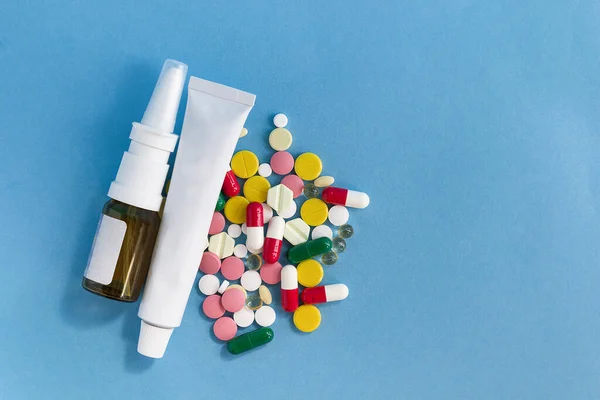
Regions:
[[321, 251, 338, 265], [287, 237, 332, 264], [227, 327, 274, 355], [215, 192, 226, 211], [338, 224, 354, 239], [245, 254, 263, 271], [246, 293, 263, 310], [332, 237, 346, 253], [303, 182, 320, 198]]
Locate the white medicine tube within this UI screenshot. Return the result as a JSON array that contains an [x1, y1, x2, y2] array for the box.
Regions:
[[137, 77, 255, 358]]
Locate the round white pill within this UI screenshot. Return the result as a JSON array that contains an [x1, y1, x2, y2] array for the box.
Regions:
[[198, 274, 220, 295], [218, 280, 230, 294], [328, 205, 349, 226], [241, 270, 262, 292], [273, 113, 288, 128], [234, 244, 248, 258], [227, 224, 242, 239], [239, 127, 248, 138], [312, 225, 333, 240], [262, 203, 273, 224], [278, 201, 297, 219], [258, 163, 272, 178], [241, 223, 247, 235], [233, 307, 255, 328], [255, 305, 276, 327]]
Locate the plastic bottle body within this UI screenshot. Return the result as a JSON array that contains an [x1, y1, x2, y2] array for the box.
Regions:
[[82, 199, 160, 302]]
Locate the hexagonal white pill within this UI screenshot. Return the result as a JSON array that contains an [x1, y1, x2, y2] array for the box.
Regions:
[[227, 224, 242, 239], [278, 201, 297, 219], [234, 244, 248, 258], [241, 270, 262, 292], [255, 305, 276, 327], [311, 225, 333, 240], [208, 232, 235, 259], [284, 218, 310, 245], [328, 205, 349, 226], [258, 163, 272, 178], [218, 280, 230, 294], [267, 184, 294, 213], [198, 274, 220, 295], [273, 113, 288, 128], [262, 203, 273, 224], [233, 307, 255, 328], [314, 176, 335, 188]]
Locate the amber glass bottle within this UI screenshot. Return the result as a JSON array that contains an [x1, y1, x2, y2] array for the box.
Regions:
[[82, 199, 160, 302]]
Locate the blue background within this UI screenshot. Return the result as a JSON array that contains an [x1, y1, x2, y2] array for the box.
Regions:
[[1, 1, 600, 399]]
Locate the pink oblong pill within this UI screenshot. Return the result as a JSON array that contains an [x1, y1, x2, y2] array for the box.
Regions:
[[270, 151, 294, 175], [260, 262, 283, 285], [208, 212, 226, 234], [199, 252, 221, 274], [221, 288, 245, 312], [202, 295, 226, 319], [281, 174, 304, 198], [221, 256, 244, 280], [213, 317, 238, 341]]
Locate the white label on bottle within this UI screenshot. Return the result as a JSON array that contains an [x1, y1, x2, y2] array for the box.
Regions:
[[84, 215, 127, 285]]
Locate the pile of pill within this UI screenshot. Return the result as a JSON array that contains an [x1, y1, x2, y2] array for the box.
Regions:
[[196, 113, 370, 355]]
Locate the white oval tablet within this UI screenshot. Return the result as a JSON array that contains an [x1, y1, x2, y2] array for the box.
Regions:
[[273, 113, 288, 128], [233, 244, 248, 258], [227, 224, 242, 239], [241, 270, 262, 292], [198, 274, 220, 295], [328, 205, 349, 226], [258, 163, 272, 178], [311, 225, 333, 240], [218, 280, 230, 294], [233, 307, 255, 328], [255, 305, 276, 327]]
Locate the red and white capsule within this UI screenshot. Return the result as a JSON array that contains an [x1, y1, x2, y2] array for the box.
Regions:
[[222, 170, 240, 197], [321, 187, 370, 209], [301, 284, 349, 305], [246, 202, 264, 251], [263, 216, 284, 264], [281, 265, 299, 312]]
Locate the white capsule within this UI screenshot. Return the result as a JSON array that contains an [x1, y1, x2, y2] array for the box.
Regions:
[[262, 203, 273, 224], [266, 216, 285, 239], [217, 280, 230, 294], [346, 190, 370, 209], [325, 283, 349, 301], [246, 227, 264, 251], [281, 265, 298, 290]]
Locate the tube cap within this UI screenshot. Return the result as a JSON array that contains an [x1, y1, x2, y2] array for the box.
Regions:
[[137, 321, 174, 359]]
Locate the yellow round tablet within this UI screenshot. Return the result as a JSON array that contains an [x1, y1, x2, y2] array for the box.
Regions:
[[293, 305, 321, 332], [231, 150, 259, 179], [300, 198, 328, 226], [294, 152, 322, 180], [243, 176, 271, 203], [224, 196, 250, 224], [297, 259, 324, 287], [268, 128, 293, 151]]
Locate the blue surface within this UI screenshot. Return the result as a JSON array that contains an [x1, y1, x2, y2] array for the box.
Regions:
[[1, 1, 600, 399]]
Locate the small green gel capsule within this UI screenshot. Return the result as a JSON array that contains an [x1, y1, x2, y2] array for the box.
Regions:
[[338, 224, 354, 239], [332, 237, 346, 253], [321, 251, 338, 265], [215, 192, 226, 211], [303, 182, 320, 198], [287, 237, 332, 264], [227, 327, 274, 355]]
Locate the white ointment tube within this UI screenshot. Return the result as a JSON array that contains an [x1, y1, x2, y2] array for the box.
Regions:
[[137, 77, 255, 358]]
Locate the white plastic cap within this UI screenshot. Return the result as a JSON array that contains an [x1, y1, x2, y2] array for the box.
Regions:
[[141, 59, 188, 134], [108, 59, 188, 211], [137, 320, 174, 359]]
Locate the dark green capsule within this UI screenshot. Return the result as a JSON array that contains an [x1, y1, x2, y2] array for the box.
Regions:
[[215, 192, 226, 211], [227, 327, 274, 355], [287, 237, 332, 264]]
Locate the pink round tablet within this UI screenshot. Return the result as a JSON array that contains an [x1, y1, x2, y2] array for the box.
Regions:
[[221, 256, 244, 280], [213, 317, 238, 341], [221, 288, 245, 312], [208, 212, 225, 235], [270, 151, 294, 175], [199, 251, 221, 274], [260, 262, 282, 284], [202, 295, 225, 319], [281, 174, 304, 198]]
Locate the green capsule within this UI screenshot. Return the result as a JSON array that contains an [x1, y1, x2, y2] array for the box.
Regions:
[[287, 237, 332, 264], [227, 327, 274, 355], [215, 192, 226, 211]]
